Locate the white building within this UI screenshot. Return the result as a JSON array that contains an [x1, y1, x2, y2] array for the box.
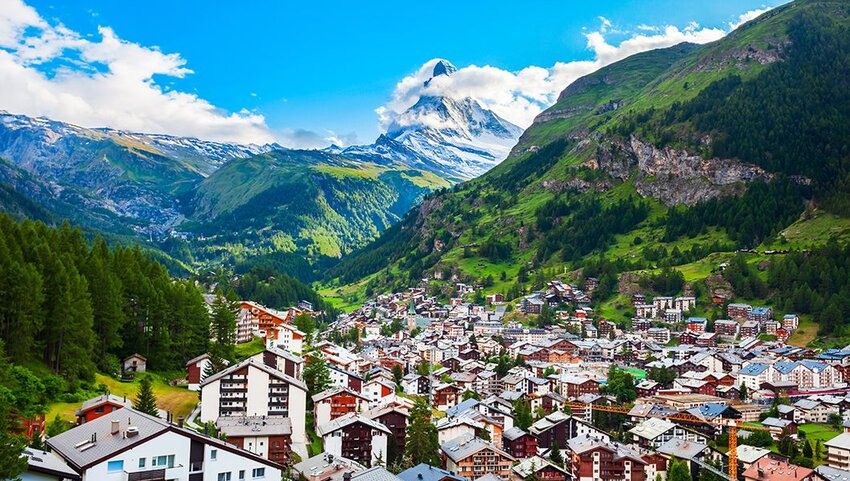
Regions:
[[46, 407, 281, 481], [199, 358, 308, 455]]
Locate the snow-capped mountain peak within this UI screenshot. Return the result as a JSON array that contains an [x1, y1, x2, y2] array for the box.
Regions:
[[366, 59, 522, 179]]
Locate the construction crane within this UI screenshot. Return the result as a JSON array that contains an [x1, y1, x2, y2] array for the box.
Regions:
[[563, 401, 773, 481]]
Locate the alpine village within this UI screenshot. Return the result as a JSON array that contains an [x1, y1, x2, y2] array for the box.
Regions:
[[5, 1, 850, 481]]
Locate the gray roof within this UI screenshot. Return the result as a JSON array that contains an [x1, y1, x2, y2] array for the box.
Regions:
[[826, 432, 850, 450], [312, 385, 368, 403], [502, 427, 528, 441], [441, 433, 514, 463], [294, 453, 365, 481], [75, 394, 132, 416], [398, 463, 467, 481], [351, 467, 402, 481], [22, 448, 80, 480], [48, 407, 170, 469], [317, 413, 391, 437], [816, 465, 850, 481], [629, 418, 677, 440], [566, 435, 644, 463], [736, 445, 771, 464], [762, 417, 794, 429], [513, 456, 567, 478], [216, 416, 291, 437], [47, 407, 278, 471], [474, 475, 504, 481], [656, 438, 709, 460]]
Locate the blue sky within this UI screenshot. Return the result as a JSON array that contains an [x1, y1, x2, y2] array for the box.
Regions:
[[4, 0, 783, 146]]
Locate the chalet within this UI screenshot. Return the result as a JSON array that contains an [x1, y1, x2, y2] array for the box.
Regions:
[[249, 348, 304, 380], [362, 378, 397, 403], [513, 456, 569, 481], [364, 404, 409, 463], [328, 364, 365, 392], [312, 386, 370, 432], [185, 353, 212, 391], [122, 353, 146, 374], [486, 293, 504, 304], [47, 407, 281, 481], [216, 415, 292, 464], [749, 307, 772, 324], [74, 394, 132, 425], [629, 417, 709, 449], [502, 427, 538, 459], [529, 411, 609, 450], [433, 383, 461, 411], [401, 374, 430, 396], [567, 435, 647, 481], [441, 433, 515, 479], [762, 417, 798, 439], [318, 413, 391, 467]]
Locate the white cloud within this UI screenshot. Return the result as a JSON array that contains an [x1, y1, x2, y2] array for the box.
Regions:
[[729, 7, 774, 31], [377, 8, 774, 131], [0, 0, 275, 144]]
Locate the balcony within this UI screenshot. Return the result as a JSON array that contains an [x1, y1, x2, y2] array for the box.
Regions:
[[189, 461, 203, 473], [126, 468, 166, 481]]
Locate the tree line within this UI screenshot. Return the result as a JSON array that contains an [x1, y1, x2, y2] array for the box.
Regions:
[[0, 214, 211, 381]]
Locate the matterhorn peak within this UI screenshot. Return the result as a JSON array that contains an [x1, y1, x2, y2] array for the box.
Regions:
[[432, 59, 456, 77], [424, 59, 457, 87]]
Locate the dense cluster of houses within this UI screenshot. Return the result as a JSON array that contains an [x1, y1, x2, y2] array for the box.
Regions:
[[21, 284, 850, 481]]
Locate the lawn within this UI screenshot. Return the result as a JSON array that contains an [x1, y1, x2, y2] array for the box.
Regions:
[[234, 337, 266, 360], [788, 316, 819, 347], [47, 372, 199, 422], [798, 423, 841, 443]]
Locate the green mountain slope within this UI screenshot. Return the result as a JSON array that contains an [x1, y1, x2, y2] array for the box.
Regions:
[[323, 0, 850, 329], [181, 150, 450, 266]]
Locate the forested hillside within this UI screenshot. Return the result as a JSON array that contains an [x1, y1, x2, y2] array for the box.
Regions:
[[321, 0, 850, 347], [0, 214, 211, 379]]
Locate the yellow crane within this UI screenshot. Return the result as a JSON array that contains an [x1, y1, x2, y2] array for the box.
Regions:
[[564, 401, 772, 481]]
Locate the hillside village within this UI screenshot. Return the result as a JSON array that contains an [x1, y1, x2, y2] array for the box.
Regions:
[[21, 277, 850, 481]]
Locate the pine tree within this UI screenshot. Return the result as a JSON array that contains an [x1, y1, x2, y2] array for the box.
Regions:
[[668, 460, 691, 481], [514, 399, 533, 430], [550, 440, 564, 467], [83, 237, 125, 371], [404, 398, 440, 466], [303, 352, 332, 401], [209, 294, 237, 361], [204, 350, 229, 379], [739, 383, 748, 400], [803, 439, 814, 459], [133, 376, 159, 416]]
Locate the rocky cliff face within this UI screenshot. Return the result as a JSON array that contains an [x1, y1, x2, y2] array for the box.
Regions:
[[591, 135, 771, 205]]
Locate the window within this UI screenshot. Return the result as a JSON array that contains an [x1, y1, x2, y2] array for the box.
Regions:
[[138, 458, 145, 468], [107, 460, 124, 473], [151, 455, 174, 468], [218, 473, 232, 481], [211, 449, 218, 460], [252, 467, 265, 478], [239, 470, 246, 480]]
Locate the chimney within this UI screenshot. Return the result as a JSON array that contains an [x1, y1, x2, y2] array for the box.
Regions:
[[343, 472, 352, 481], [178, 417, 185, 428], [111, 420, 120, 435]]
